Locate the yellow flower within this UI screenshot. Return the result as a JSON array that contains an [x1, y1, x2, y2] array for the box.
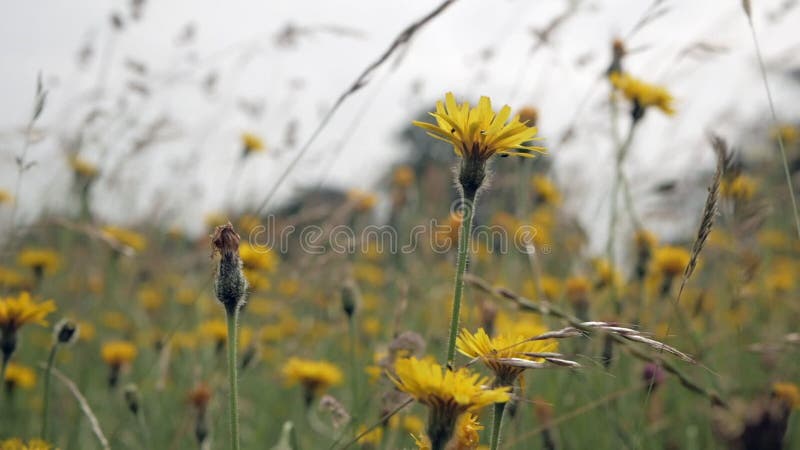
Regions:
[[564, 276, 591, 304], [347, 189, 378, 211], [277, 279, 300, 296], [17, 248, 61, 275], [241, 132, 266, 154], [0, 292, 56, 332], [651, 246, 690, 278], [69, 155, 99, 179], [0, 439, 53, 450], [354, 263, 384, 287], [771, 124, 798, 145], [773, 382, 800, 409], [412, 92, 545, 160], [282, 357, 343, 404], [100, 341, 138, 366], [609, 72, 675, 115], [4, 362, 37, 390], [391, 356, 510, 413], [531, 176, 561, 205], [451, 413, 483, 450], [0, 190, 14, 205], [101, 226, 147, 252], [592, 258, 621, 289], [634, 229, 658, 250], [457, 328, 557, 385], [391, 357, 509, 449], [0, 267, 27, 289], [239, 243, 278, 272], [356, 425, 383, 447], [721, 174, 757, 201], [518, 106, 539, 126], [198, 320, 228, 345], [393, 166, 416, 188], [402, 415, 426, 435]]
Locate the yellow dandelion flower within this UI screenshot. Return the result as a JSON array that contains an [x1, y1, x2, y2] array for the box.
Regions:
[[0, 189, 14, 205], [356, 425, 383, 447], [347, 189, 378, 211], [137, 286, 164, 312], [518, 106, 539, 126], [101, 226, 147, 252], [0, 292, 56, 332], [413, 92, 545, 161], [390, 357, 509, 449], [564, 276, 591, 305], [69, 155, 99, 179], [76, 321, 96, 341], [651, 246, 690, 278], [282, 357, 343, 404], [100, 341, 138, 366], [531, 176, 561, 205], [0, 267, 27, 290], [241, 132, 266, 154], [239, 243, 278, 272], [199, 320, 228, 345], [592, 258, 621, 289], [17, 248, 61, 275], [402, 415, 426, 435], [609, 72, 675, 116], [451, 413, 483, 450], [393, 166, 416, 188], [457, 328, 557, 386], [721, 174, 757, 202], [4, 362, 37, 390], [773, 382, 800, 409], [0, 439, 54, 450], [354, 263, 384, 287]]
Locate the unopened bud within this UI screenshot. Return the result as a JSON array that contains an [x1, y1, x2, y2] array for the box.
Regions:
[[54, 319, 79, 345], [341, 280, 360, 319], [123, 383, 140, 415], [211, 223, 248, 314]]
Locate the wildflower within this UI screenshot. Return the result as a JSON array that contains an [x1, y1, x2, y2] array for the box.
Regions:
[[0, 292, 56, 364], [609, 72, 675, 119], [17, 248, 61, 278], [771, 124, 798, 146], [0, 267, 26, 290], [101, 226, 147, 252], [0, 438, 53, 450], [651, 246, 690, 281], [0, 190, 13, 205], [393, 166, 416, 188], [451, 413, 483, 450], [721, 174, 757, 202], [100, 340, 137, 387], [137, 286, 164, 312], [199, 319, 229, 350], [592, 258, 621, 290], [518, 106, 539, 127], [413, 92, 544, 197], [457, 328, 557, 387], [282, 357, 343, 406], [347, 189, 378, 211], [633, 230, 658, 281], [390, 357, 510, 450], [53, 319, 79, 345], [239, 243, 278, 272], [188, 383, 213, 445], [69, 155, 99, 179], [531, 176, 561, 206], [4, 362, 36, 393], [772, 382, 800, 409], [356, 425, 383, 448], [607, 38, 626, 75], [241, 132, 266, 156]]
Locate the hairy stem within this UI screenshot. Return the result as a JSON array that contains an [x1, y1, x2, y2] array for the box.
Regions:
[[41, 344, 58, 439], [445, 191, 477, 369], [490, 402, 507, 450], [226, 309, 241, 450]]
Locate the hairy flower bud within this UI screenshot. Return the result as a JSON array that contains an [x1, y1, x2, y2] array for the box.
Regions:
[[54, 319, 79, 345], [211, 223, 248, 314]]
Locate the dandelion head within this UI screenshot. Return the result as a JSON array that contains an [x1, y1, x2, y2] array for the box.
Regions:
[[609, 72, 675, 117]]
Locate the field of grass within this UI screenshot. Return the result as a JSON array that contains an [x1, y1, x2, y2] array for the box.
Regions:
[[2, 2, 800, 450]]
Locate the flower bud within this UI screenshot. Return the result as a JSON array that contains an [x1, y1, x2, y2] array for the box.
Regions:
[[211, 223, 248, 314], [54, 319, 79, 345]]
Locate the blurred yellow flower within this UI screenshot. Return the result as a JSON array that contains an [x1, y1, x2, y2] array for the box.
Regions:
[[0, 292, 56, 332], [609, 72, 675, 115], [137, 286, 164, 312], [0, 438, 53, 450], [773, 382, 800, 409], [0, 267, 27, 290], [564, 276, 591, 304], [282, 357, 343, 404], [348, 189, 378, 211], [721, 174, 757, 202], [239, 243, 278, 272], [413, 92, 544, 160], [531, 176, 561, 205], [102, 226, 147, 252], [17, 249, 61, 275], [651, 246, 690, 278], [100, 341, 138, 367], [241, 132, 266, 155], [393, 166, 415, 188], [0, 190, 13, 205], [4, 362, 37, 390], [199, 320, 228, 345], [69, 155, 99, 179]]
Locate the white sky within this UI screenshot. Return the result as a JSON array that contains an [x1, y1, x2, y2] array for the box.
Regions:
[[1, 0, 799, 254]]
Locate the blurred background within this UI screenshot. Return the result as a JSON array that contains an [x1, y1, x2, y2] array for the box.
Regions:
[[1, 0, 799, 250]]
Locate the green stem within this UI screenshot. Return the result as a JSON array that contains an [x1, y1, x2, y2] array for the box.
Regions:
[[490, 402, 507, 450], [445, 192, 476, 369], [226, 309, 241, 450], [348, 315, 359, 410], [41, 344, 58, 439]]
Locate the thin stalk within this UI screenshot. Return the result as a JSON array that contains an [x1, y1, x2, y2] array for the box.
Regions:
[[745, 13, 800, 240], [490, 402, 507, 450], [347, 315, 359, 410], [445, 192, 476, 369], [41, 343, 58, 439], [225, 309, 241, 450]]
